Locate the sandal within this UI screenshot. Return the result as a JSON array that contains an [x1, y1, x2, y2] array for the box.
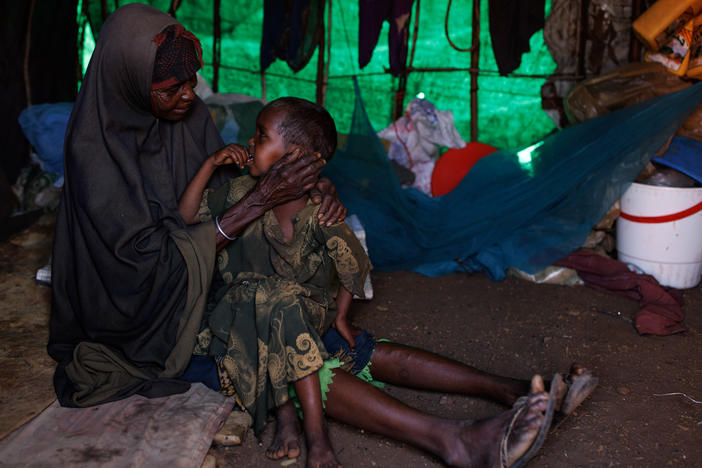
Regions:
[[550, 365, 598, 433], [499, 374, 560, 468]]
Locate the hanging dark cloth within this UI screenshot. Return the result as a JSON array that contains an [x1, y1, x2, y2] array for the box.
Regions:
[[260, 0, 325, 72], [358, 0, 414, 76], [48, 4, 221, 407], [488, 0, 545, 75]]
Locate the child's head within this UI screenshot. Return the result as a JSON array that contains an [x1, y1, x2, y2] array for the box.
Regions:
[[247, 97, 337, 177]]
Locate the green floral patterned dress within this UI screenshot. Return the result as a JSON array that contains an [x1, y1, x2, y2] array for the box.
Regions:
[[194, 175, 371, 435]]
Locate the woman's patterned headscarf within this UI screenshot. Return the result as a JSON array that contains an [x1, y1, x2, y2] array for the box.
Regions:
[[151, 24, 203, 90]]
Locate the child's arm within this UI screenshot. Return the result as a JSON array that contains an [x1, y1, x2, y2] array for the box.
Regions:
[[319, 219, 372, 349], [332, 285, 356, 349], [179, 143, 251, 224]]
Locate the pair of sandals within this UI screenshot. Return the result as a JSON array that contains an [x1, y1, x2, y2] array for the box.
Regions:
[[500, 365, 599, 468]]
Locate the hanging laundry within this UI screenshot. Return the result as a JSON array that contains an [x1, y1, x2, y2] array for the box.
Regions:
[[260, 0, 325, 72], [359, 0, 415, 76], [489, 0, 546, 75]]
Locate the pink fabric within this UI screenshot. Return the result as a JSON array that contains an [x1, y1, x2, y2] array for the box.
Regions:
[[555, 250, 686, 336], [0, 383, 234, 467]]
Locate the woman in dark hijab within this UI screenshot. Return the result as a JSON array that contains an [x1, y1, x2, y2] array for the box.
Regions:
[[48, 3, 340, 408]]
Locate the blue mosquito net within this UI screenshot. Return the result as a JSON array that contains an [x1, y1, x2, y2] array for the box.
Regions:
[[322, 80, 702, 280]]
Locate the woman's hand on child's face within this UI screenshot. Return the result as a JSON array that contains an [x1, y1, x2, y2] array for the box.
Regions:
[[254, 149, 324, 207], [211, 144, 252, 169]]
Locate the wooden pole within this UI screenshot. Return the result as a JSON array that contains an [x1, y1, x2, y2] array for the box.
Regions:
[[315, 12, 325, 106], [469, 0, 480, 142], [168, 0, 183, 18], [213, 0, 221, 93], [393, 0, 419, 121], [23, 0, 36, 107], [576, 0, 590, 78], [629, 0, 643, 62]]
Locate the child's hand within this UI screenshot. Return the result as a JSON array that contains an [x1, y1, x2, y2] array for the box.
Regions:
[[332, 316, 357, 349], [210, 144, 252, 169]]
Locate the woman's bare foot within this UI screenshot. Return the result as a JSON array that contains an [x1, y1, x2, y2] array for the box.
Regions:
[[266, 400, 302, 460], [441, 375, 551, 468]]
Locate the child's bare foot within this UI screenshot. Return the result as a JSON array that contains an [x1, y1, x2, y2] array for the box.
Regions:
[[441, 375, 552, 468], [305, 426, 342, 468], [266, 400, 302, 460]]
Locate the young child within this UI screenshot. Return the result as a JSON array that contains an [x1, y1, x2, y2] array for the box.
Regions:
[[179, 97, 371, 468]]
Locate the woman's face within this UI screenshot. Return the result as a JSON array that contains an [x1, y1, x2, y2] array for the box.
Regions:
[[149, 75, 197, 121], [247, 108, 295, 177]]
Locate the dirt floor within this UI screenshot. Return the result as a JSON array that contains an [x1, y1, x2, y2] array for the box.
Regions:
[[1, 215, 701, 467]]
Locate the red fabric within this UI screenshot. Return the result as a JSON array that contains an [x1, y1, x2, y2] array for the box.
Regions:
[[431, 142, 497, 197], [555, 250, 686, 336]]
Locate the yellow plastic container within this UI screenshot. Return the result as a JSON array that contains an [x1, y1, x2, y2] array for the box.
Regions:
[[645, 18, 694, 76], [633, 0, 702, 51], [687, 15, 702, 78]]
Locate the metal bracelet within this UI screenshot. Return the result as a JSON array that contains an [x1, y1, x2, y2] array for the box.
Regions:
[[215, 216, 237, 241]]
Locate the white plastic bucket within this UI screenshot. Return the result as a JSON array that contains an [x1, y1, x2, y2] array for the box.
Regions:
[[617, 182, 702, 289]]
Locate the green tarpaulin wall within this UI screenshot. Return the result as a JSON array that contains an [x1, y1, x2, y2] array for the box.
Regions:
[[78, 0, 556, 150]]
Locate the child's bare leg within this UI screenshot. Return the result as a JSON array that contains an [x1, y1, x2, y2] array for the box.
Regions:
[[293, 372, 341, 468], [323, 370, 550, 467], [370, 342, 530, 406], [266, 399, 302, 460]]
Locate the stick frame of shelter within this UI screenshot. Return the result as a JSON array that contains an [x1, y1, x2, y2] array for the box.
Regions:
[[470, 0, 480, 142], [392, 0, 418, 122], [576, 0, 590, 78], [168, 0, 183, 18], [213, 0, 222, 93], [628, 0, 644, 62], [316, 4, 326, 106], [23, 0, 36, 108], [444, 0, 480, 141]]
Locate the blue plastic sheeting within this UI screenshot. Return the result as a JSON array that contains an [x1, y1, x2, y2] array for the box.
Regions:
[[18, 102, 74, 184], [653, 136, 702, 184], [323, 81, 702, 280]]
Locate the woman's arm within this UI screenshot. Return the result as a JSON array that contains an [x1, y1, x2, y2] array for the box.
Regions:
[[215, 149, 326, 251], [332, 285, 355, 348]]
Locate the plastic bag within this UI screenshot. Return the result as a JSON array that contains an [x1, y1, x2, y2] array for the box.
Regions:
[[17, 102, 73, 186], [377, 98, 465, 195], [565, 62, 691, 124]]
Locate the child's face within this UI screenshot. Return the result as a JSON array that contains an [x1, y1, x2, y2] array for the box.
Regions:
[[247, 107, 295, 177]]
